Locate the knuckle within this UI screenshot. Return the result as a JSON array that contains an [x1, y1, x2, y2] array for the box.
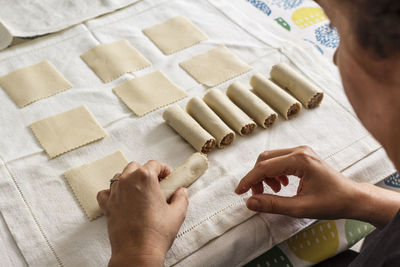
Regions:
[[268, 198, 279, 213], [147, 159, 159, 165], [130, 169, 157, 187], [135, 167, 150, 179], [254, 161, 267, 170], [127, 161, 140, 168], [257, 151, 269, 162], [293, 149, 314, 164], [297, 145, 314, 154], [122, 161, 140, 175]]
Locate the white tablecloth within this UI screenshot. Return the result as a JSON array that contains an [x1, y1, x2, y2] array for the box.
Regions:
[[0, 0, 393, 266], [0, 0, 142, 49]]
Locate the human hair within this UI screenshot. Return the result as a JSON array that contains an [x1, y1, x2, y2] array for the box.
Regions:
[[348, 0, 400, 58]]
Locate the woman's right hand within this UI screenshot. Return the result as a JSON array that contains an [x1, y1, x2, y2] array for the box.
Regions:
[[235, 146, 400, 228], [97, 160, 189, 267]]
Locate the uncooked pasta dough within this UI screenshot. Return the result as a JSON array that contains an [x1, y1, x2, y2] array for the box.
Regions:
[[226, 81, 277, 128], [186, 97, 235, 148], [30, 106, 107, 158], [250, 73, 301, 120], [0, 60, 72, 107], [160, 152, 208, 200], [81, 39, 151, 83], [270, 62, 323, 108], [143, 16, 208, 55], [163, 105, 216, 153], [113, 70, 187, 117], [203, 89, 256, 136], [63, 151, 128, 220], [179, 46, 253, 87]]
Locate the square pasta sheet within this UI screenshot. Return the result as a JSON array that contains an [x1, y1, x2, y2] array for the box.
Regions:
[[143, 15, 208, 55], [180, 45, 253, 87], [64, 151, 128, 220], [80, 39, 151, 82], [30, 105, 107, 158], [113, 70, 187, 116], [0, 60, 72, 107]]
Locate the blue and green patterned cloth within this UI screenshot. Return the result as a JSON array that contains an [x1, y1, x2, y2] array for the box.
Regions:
[[246, 0, 339, 60], [246, 218, 375, 266]]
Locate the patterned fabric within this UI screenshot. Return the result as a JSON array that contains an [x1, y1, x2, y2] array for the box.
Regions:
[[314, 24, 339, 48], [269, 0, 303, 10], [247, 0, 272, 15], [383, 172, 400, 189], [246, 219, 375, 267], [246, 0, 339, 59]]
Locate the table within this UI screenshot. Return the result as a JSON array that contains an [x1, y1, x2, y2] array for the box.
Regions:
[[0, 1, 395, 266]]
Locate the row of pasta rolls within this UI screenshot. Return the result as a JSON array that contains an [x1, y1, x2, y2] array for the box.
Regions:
[[163, 62, 324, 154]]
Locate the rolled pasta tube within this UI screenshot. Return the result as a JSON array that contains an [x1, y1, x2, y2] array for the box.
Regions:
[[203, 89, 256, 136], [226, 81, 277, 128], [250, 73, 301, 120], [186, 97, 235, 148], [270, 63, 324, 109], [160, 152, 208, 200], [163, 105, 216, 153]]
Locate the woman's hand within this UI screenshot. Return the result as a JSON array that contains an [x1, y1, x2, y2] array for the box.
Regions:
[[236, 146, 400, 228], [97, 160, 189, 267]]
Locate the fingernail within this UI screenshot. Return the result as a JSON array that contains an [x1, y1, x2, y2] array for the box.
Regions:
[[234, 185, 241, 194], [247, 198, 260, 210], [235, 186, 245, 194]]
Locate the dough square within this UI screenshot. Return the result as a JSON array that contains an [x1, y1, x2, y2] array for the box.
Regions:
[[30, 106, 107, 158], [81, 39, 151, 83], [143, 16, 208, 55], [0, 60, 72, 108], [179, 46, 253, 87], [63, 151, 128, 220], [113, 70, 187, 116]]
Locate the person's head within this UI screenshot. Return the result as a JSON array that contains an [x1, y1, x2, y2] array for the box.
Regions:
[[317, 0, 400, 166]]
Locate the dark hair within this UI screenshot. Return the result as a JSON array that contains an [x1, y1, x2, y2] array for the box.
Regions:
[[350, 0, 400, 58]]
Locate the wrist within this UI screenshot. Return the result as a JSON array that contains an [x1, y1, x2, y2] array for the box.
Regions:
[[109, 246, 166, 267], [340, 181, 366, 221], [109, 246, 165, 267], [349, 182, 400, 229]]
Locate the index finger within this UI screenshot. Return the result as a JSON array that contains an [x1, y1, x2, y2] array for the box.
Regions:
[[255, 147, 299, 165], [235, 154, 301, 194]]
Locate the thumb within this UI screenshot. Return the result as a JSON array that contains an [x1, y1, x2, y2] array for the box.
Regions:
[[246, 194, 304, 217], [169, 187, 189, 222]]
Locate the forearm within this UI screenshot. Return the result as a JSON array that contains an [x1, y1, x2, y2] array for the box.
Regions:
[[350, 182, 400, 229]]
